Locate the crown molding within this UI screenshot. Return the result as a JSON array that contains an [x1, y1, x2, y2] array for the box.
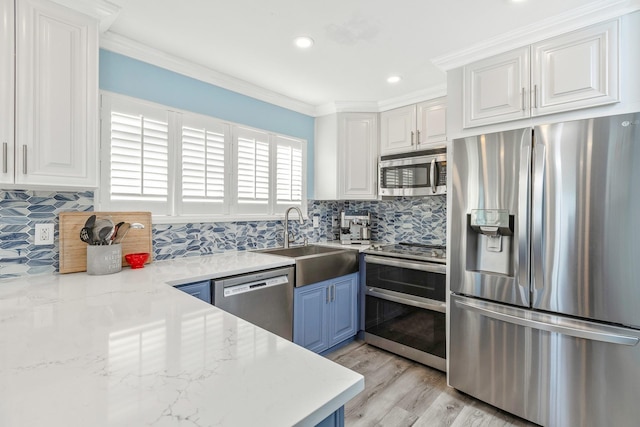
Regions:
[[315, 101, 380, 116], [315, 85, 448, 116], [432, 0, 640, 71], [50, 0, 121, 32], [100, 32, 318, 117], [377, 84, 447, 112]]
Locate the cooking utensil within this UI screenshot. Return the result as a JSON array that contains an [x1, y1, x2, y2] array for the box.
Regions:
[[79, 214, 96, 244], [79, 227, 92, 244], [93, 218, 115, 245], [112, 222, 130, 244], [110, 222, 125, 244]]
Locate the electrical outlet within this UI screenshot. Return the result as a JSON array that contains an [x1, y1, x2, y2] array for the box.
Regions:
[[35, 223, 54, 245], [313, 215, 319, 228]]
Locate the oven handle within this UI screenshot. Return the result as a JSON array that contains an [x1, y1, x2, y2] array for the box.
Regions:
[[366, 287, 446, 313], [364, 254, 446, 274]]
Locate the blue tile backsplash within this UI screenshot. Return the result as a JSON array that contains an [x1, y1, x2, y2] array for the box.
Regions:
[[0, 190, 94, 279], [0, 190, 446, 280]]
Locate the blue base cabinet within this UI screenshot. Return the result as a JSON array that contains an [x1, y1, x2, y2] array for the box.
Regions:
[[316, 406, 345, 427], [294, 273, 358, 353], [175, 281, 212, 304]]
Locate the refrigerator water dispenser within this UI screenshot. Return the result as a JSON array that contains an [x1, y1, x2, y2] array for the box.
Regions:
[[466, 209, 514, 276]]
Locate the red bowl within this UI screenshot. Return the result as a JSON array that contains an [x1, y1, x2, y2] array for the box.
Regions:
[[125, 252, 149, 269]]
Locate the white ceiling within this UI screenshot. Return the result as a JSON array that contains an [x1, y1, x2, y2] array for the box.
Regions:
[[104, 0, 618, 112]]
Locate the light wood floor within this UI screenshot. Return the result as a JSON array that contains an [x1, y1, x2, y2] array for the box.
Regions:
[[326, 341, 538, 427]]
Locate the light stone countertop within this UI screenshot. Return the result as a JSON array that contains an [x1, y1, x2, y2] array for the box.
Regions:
[[0, 251, 364, 426]]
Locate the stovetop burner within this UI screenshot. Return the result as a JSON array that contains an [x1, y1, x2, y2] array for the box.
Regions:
[[367, 242, 447, 264]]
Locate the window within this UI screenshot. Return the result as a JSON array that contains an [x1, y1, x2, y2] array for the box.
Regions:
[[100, 92, 307, 221]]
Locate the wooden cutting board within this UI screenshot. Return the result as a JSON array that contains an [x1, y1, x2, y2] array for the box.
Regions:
[[59, 211, 153, 274]]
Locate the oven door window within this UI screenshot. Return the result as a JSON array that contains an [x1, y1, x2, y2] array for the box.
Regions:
[[365, 295, 446, 359], [366, 262, 445, 301]]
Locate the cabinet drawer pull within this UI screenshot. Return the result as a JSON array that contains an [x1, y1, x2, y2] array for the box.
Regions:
[[2, 142, 6, 173], [22, 145, 27, 174]]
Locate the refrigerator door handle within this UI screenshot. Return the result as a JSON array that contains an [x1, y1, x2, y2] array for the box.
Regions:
[[532, 143, 546, 296], [454, 298, 640, 346], [517, 130, 531, 297]]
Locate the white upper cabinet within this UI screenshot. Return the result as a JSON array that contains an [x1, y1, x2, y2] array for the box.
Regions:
[[463, 19, 619, 128], [531, 20, 619, 116], [380, 105, 415, 155], [315, 113, 378, 200], [380, 97, 447, 156], [417, 98, 448, 147], [2, 0, 99, 188], [464, 47, 530, 128]]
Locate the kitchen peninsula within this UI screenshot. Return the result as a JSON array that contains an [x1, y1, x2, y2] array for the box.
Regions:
[[0, 251, 364, 426]]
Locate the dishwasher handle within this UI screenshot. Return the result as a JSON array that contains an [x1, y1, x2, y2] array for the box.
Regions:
[[222, 274, 290, 297]]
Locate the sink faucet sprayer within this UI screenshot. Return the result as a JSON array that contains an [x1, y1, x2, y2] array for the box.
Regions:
[[284, 206, 304, 248]]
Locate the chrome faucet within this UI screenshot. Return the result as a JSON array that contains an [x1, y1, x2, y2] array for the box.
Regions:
[[284, 206, 304, 248]]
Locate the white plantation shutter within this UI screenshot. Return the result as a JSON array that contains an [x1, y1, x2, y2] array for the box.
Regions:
[[236, 128, 270, 212], [276, 137, 303, 203], [180, 115, 231, 215], [182, 126, 225, 200], [100, 92, 307, 220], [110, 112, 169, 200]]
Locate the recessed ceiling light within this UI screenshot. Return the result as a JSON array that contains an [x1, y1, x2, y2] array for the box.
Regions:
[[387, 75, 402, 84], [293, 36, 314, 49]]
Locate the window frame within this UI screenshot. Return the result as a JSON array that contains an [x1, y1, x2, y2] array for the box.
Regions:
[[99, 92, 308, 223]]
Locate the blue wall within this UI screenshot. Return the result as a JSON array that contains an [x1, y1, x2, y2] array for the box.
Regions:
[[99, 49, 316, 197]]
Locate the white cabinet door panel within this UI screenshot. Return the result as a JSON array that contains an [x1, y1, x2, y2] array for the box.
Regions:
[[0, 0, 14, 184], [16, 0, 98, 187], [532, 20, 619, 116], [338, 113, 377, 199], [464, 47, 530, 128], [380, 105, 415, 155], [417, 98, 447, 147]]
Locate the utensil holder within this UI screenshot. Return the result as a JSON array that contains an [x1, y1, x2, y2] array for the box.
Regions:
[[87, 244, 122, 275]]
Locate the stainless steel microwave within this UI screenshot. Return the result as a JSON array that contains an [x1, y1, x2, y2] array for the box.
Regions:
[[378, 149, 447, 197]]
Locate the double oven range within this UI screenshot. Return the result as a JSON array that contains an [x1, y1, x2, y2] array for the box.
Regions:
[[363, 243, 447, 371]]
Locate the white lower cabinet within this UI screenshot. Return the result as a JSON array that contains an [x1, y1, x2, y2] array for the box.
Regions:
[[1, 0, 98, 187], [315, 113, 378, 200], [463, 19, 619, 128]]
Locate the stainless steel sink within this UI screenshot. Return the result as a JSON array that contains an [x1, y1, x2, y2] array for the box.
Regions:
[[256, 245, 359, 287]]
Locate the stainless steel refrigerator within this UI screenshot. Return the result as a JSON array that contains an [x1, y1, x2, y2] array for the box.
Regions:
[[449, 112, 640, 427]]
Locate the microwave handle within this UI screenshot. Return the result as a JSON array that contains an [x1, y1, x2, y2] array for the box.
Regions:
[[430, 159, 436, 193]]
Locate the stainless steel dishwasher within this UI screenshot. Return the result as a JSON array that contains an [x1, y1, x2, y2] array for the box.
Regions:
[[212, 266, 294, 340]]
